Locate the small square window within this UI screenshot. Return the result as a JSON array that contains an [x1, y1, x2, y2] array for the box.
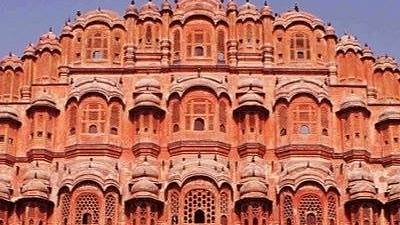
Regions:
[[194, 46, 204, 57], [299, 125, 310, 134], [92, 51, 103, 60], [0, 135, 5, 142]]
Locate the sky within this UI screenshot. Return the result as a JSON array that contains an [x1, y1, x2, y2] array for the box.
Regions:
[[0, 0, 399, 60]]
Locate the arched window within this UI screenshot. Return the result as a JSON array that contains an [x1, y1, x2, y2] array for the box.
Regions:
[[68, 105, 77, 135], [186, 24, 212, 58], [219, 100, 227, 132], [194, 46, 204, 56], [89, 124, 98, 133], [194, 209, 205, 223], [82, 213, 92, 224], [82, 102, 106, 133], [321, 105, 329, 135], [306, 213, 316, 225], [246, 23, 253, 43], [282, 195, 293, 225], [105, 193, 117, 224], [292, 98, 317, 134], [145, 25, 152, 43], [171, 100, 180, 132], [300, 125, 310, 134], [60, 192, 71, 224], [74, 193, 100, 225], [290, 33, 310, 60], [184, 189, 215, 224], [194, 118, 205, 131], [110, 104, 120, 134], [173, 30, 181, 53], [299, 194, 322, 225], [87, 32, 108, 60], [278, 105, 288, 136], [221, 215, 228, 225], [327, 195, 337, 225], [185, 98, 214, 131]]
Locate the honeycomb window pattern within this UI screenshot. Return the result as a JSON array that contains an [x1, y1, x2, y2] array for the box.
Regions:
[[105, 193, 117, 223], [299, 194, 323, 225], [61, 193, 71, 223], [74, 193, 100, 225], [184, 189, 216, 224], [327, 195, 337, 224], [283, 195, 293, 225], [220, 192, 228, 215]]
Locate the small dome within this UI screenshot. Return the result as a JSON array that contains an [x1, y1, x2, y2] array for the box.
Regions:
[[139, 1, 161, 20], [0, 182, 11, 200], [347, 161, 377, 200], [132, 161, 159, 179], [239, 180, 268, 198], [27, 91, 59, 115], [260, 2, 272, 17], [161, 0, 172, 11], [238, 93, 264, 105], [361, 44, 374, 59], [325, 23, 336, 36], [338, 92, 369, 114], [336, 34, 362, 54], [226, 0, 237, 11], [61, 21, 73, 37], [376, 107, 400, 125], [0, 53, 23, 71], [237, 2, 260, 21], [348, 182, 376, 198], [36, 29, 61, 52], [23, 169, 51, 182], [374, 55, 399, 72], [21, 179, 50, 199], [39, 30, 57, 42], [240, 162, 265, 179], [23, 43, 36, 58], [238, 77, 263, 90], [0, 106, 21, 126], [134, 93, 162, 106], [135, 78, 161, 90], [130, 179, 158, 196], [388, 174, 400, 202], [126, 0, 139, 17]]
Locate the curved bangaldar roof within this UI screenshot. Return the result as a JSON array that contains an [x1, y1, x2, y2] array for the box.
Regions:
[[71, 8, 125, 29], [273, 5, 326, 31], [172, 0, 226, 24], [336, 34, 362, 54], [138, 0, 162, 21], [237, 1, 260, 22], [0, 53, 23, 71]]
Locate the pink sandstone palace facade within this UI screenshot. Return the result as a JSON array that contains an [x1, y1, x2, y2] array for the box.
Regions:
[[1, 1, 400, 225]]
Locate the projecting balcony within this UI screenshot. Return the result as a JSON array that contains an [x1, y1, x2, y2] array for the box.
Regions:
[[168, 130, 231, 157]]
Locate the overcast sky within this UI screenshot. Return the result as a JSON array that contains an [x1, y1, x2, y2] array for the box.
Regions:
[[0, 0, 399, 60]]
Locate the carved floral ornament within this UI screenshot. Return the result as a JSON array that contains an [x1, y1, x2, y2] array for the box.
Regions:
[[278, 160, 337, 193], [274, 77, 330, 104], [168, 74, 230, 100], [67, 77, 125, 104]]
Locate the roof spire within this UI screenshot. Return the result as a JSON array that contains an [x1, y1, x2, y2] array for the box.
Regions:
[[294, 2, 299, 12], [264, 1, 268, 6]]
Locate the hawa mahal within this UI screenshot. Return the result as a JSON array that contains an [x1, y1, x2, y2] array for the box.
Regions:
[[0, 1, 399, 225]]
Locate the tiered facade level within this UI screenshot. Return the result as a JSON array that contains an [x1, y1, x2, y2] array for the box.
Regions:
[[1, 1, 400, 225]]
